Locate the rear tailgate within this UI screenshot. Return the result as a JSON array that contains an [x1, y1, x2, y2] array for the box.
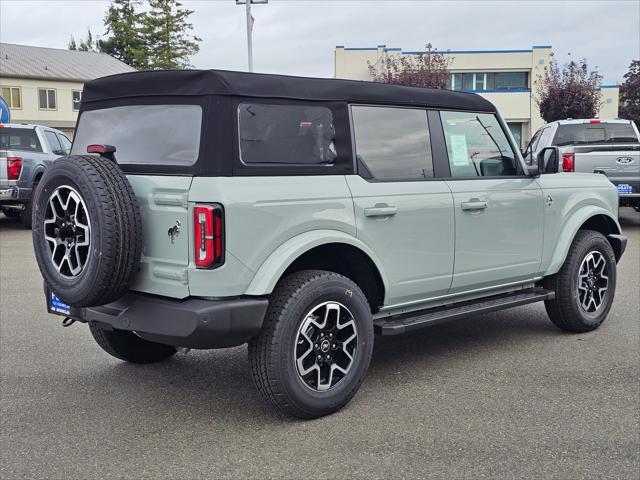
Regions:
[[571, 144, 640, 194], [126, 175, 194, 299]]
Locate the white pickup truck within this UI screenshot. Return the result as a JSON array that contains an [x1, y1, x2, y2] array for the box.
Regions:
[[525, 119, 640, 211]]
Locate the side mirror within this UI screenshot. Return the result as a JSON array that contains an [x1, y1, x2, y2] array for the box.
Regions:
[[536, 146, 560, 174]]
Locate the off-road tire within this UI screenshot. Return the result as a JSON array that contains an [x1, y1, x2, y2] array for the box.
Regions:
[[89, 323, 176, 364], [32, 155, 142, 307], [544, 230, 617, 333], [248, 270, 374, 419]]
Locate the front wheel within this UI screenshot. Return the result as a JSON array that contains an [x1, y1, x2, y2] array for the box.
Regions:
[[544, 230, 617, 333], [249, 270, 374, 419]]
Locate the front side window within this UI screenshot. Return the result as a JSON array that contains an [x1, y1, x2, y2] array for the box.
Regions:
[[57, 134, 72, 154], [1, 87, 21, 108], [38, 88, 57, 110], [72, 91, 82, 111], [72, 104, 202, 166], [441, 111, 518, 177], [238, 103, 336, 165], [352, 106, 433, 181]]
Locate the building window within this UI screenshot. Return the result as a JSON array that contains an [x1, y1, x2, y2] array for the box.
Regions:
[[72, 91, 82, 110], [448, 72, 529, 92], [494, 72, 528, 90], [38, 88, 57, 110], [1, 87, 21, 109]]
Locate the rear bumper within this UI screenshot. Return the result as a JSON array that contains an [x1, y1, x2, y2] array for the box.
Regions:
[[0, 186, 31, 204], [69, 292, 269, 349]]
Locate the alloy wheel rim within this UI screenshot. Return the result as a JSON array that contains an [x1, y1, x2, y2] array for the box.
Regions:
[[577, 251, 609, 314], [294, 301, 359, 392], [43, 185, 91, 278]]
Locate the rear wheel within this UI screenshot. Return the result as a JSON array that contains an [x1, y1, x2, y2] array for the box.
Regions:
[[249, 270, 374, 419], [544, 230, 617, 333], [89, 322, 176, 364]]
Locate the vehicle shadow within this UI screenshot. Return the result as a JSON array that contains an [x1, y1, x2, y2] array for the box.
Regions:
[[85, 303, 558, 424], [0, 212, 25, 231]]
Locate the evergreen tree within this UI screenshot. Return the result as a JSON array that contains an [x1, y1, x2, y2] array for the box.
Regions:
[[68, 28, 98, 52], [68, 36, 77, 50], [98, 0, 147, 69], [141, 0, 201, 70]]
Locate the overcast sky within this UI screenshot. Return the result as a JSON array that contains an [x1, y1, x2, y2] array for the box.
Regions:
[[1, 0, 638, 83]]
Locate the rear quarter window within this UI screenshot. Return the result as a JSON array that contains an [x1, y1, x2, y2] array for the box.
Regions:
[[72, 104, 202, 165], [238, 103, 337, 165], [0, 128, 42, 152]]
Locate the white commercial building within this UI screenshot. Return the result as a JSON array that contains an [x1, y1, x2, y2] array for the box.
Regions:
[[335, 45, 620, 148], [0, 43, 134, 137]]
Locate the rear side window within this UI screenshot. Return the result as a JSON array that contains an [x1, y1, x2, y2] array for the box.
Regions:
[[0, 128, 42, 152], [553, 123, 640, 146], [238, 103, 337, 165], [351, 106, 433, 180], [441, 111, 518, 177], [72, 105, 202, 165]]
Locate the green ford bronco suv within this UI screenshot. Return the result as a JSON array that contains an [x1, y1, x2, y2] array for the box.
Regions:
[[32, 70, 627, 418]]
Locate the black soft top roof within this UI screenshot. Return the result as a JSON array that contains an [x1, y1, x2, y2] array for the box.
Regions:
[[82, 69, 496, 112]]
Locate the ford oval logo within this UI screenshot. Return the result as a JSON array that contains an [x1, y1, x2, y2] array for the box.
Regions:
[[616, 156, 633, 164]]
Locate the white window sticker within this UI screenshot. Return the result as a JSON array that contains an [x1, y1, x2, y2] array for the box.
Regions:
[[450, 134, 469, 166]]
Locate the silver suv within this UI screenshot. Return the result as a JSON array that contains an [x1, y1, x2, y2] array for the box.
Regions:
[[31, 70, 627, 418], [524, 119, 640, 210]]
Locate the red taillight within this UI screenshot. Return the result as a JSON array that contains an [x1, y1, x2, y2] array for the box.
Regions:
[[194, 204, 224, 269], [87, 144, 116, 155], [7, 156, 22, 180], [562, 152, 575, 172], [588, 119, 601, 124]]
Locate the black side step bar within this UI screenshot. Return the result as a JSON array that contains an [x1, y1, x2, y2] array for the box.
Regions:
[[374, 287, 555, 336]]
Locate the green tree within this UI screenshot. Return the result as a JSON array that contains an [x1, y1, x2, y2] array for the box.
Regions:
[[619, 60, 640, 128], [536, 55, 602, 122], [140, 0, 201, 70], [98, 0, 147, 69], [68, 28, 99, 52]]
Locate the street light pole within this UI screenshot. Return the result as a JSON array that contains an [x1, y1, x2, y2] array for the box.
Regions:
[[245, 0, 253, 72], [237, 0, 268, 73]]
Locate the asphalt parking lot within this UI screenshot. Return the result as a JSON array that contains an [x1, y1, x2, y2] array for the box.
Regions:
[[0, 208, 638, 479]]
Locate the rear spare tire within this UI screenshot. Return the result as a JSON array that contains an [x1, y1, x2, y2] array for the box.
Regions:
[[32, 155, 142, 307]]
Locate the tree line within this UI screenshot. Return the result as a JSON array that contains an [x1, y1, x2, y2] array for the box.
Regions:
[[68, 0, 200, 70]]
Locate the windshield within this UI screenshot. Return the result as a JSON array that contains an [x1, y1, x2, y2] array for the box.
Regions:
[[553, 123, 639, 146], [72, 104, 202, 165]]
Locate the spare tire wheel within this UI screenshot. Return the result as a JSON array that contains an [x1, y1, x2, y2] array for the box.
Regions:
[[32, 155, 142, 307]]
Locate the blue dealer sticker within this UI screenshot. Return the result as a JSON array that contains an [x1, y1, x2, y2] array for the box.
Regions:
[[616, 184, 633, 194], [50, 292, 71, 315]]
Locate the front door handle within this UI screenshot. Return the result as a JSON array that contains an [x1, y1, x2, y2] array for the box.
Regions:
[[461, 199, 487, 211], [364, 204, 398, 217]]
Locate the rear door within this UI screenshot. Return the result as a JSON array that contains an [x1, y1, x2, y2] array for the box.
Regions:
[[71, 104, 203, 298], [347, 105, 455, 307], [440, 110, 544, 294]]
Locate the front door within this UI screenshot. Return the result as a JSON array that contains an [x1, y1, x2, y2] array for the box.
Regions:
[[347, 105, 455, 307], [439, 110, 544, 294]]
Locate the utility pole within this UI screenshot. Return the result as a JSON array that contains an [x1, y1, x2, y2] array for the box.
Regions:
[[236, 0, 268, 73]]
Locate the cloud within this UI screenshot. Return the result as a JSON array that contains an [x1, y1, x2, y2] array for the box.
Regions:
[[1, 0, 638, 83]]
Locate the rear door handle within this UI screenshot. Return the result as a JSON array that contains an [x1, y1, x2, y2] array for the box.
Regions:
[[364, 204, 398, 217], [461, 200, 487, 211]]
